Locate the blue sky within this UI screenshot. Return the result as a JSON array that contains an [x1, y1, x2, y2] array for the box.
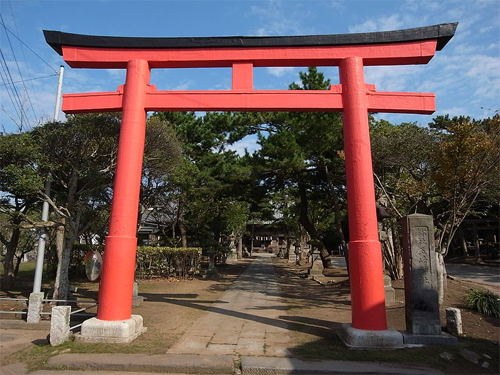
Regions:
[[1, 0, 499, 153]]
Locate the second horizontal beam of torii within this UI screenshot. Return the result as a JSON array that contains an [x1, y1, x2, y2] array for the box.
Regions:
[[62, 84, 435, 114]]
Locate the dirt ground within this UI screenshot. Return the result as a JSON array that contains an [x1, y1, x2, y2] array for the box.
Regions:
[[1, 256, 499, 374], [273, 257, 500, 342], [272, 256, 499, 374]]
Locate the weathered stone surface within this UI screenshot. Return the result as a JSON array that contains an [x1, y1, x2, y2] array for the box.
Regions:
[[307, 252, 324, 277], [402, 332, 458, 346], [47, 353, 235, 374], [460, 348, 480, 364], [446, 307, 463, 336], [401, 214, 441, 335], [49, 306, 71, 346], [384, 275, 396, 305], [76, 315, 146, 344], [27, 292, 44, 324], [340, 323, 404, 349]]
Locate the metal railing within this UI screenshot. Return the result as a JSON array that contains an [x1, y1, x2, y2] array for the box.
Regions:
[[0, 297, 97, 319]]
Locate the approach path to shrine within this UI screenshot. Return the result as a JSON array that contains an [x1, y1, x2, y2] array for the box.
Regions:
[[167, 253, 292, 357]]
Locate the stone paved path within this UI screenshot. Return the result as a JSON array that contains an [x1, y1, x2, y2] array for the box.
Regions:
[[167, 253, 293, 357]]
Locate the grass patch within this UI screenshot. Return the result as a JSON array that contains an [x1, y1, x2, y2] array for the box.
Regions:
[[13, 330, 174, 373]]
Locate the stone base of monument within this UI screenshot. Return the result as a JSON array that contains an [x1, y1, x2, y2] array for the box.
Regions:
[[75, 315, 147, 344], [307, 253, 324, 278], [383, 275, 396, 305], [132, 282, 144, 306], [402, 331, 458, 346], [340, 323, 404, 349], [203, 267, 219, 279], [132, 296, 144, 306]]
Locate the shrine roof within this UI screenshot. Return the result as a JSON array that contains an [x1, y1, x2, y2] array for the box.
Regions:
[[44, 23, 457, 56]]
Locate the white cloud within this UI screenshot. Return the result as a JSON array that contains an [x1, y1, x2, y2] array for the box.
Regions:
[[327, 1, 345, 10], [364, 65, 422, 93], [434, 106, 468, 117], [266, 67, 296, 77], [348, 20, 377, 33], [169, 80, 196, 91], [248, 1, 314, 36], [349, 15, 406, 33]]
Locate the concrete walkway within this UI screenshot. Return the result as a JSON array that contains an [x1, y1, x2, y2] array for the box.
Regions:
[[167, 253, 292, 357], [446, 263, 499, 292]]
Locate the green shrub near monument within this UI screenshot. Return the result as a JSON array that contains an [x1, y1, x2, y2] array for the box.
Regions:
[[465, 289, 500, 318]]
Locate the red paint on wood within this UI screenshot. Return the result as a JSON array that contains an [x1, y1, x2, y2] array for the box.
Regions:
[[97, 59, 150, 321], [61, 40, 438, 69], [232, 62, 253, 90], [62, 89, 435, 114], [339, 56, 387, 330]]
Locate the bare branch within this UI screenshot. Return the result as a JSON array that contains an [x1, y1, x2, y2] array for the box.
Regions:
[[38, 191, 71, 218]]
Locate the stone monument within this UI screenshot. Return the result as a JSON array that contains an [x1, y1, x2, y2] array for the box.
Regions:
[[307, 251, 324, 278], [402, 214, 441, 335], [401, 214, 457, 345]]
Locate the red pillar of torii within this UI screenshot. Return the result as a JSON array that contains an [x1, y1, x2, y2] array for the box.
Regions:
[[44, 23, 456, 333]]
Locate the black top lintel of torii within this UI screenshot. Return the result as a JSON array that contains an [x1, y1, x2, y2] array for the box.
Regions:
[[44, 22, 458, 56]]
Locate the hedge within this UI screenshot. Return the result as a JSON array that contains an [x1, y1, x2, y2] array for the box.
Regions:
[[136, 246, 202, 279], [60, 244, 202, 280]]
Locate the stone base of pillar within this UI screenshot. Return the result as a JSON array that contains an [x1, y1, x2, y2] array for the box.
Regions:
[[75, 315, 147, 344], [340, 323, 404, 349]]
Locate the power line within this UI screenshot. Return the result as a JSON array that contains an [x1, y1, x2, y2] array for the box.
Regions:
[[0, 46, 25, 128], [0, 18, 57, 74], [0, 73, 58, 87], [0, 11, 37, 124], [8, 0, 43, 117], [0, 66, 22, 126]]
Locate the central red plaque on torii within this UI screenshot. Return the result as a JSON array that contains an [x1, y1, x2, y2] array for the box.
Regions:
[[44, 23, 457, 343]]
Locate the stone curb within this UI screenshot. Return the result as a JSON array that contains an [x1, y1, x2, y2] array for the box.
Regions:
[[47, 353, 235, 374], [45, 353, 447, 375], [240, 356, 446, 375]]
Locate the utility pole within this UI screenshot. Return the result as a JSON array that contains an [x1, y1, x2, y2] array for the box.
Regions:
[[32, 65, 64, 294]]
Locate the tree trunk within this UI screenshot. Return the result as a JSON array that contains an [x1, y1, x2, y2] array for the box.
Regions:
[[1, 224, 21, 291], [472, 224, 482, 262], [52, 218, 69, 302], [237, 236, 243, 260], [381, 219, 403, 280], [297, 175, 331, 268], [323, 164, 345, 244], [436, 250, 447, 306], [177, 198, 188, 248], [458, 226, 469, 258]]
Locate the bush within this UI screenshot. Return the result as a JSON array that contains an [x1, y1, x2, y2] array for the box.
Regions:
[[136, 246, 202, 279], [57, 244, 201, 280], [464, 288, 500, 318]]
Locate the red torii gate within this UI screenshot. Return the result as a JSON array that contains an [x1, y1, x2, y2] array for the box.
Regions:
[[44, 23, 456, 344]]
